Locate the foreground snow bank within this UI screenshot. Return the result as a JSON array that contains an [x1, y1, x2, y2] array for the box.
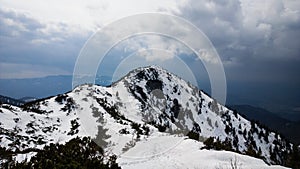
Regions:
[[118, 136, 289, 169]]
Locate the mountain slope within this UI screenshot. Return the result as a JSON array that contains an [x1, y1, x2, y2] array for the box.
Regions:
[[229, 105, 290, 128], [230, 105, 300, 145], [112, 66, 293, 165], [0, 66, 295, 168]]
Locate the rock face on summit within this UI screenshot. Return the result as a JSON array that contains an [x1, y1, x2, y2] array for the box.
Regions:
[[0, 66, 294, 168]]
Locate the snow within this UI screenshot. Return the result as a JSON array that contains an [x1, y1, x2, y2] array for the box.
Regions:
[[112, 81, 143, 123], [120, 135, 184, 159], [118, 136, 289, 169]]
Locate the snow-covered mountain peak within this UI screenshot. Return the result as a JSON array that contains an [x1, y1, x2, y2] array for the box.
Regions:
[[0, 66, 296, 168], [120, 65, 188, 85]]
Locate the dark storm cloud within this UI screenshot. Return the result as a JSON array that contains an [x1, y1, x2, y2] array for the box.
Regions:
[[178, 0, 300, 113], [179, 0, 300, 62]]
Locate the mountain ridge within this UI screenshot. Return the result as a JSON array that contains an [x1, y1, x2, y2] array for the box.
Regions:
[[0, 66, 297, 168]]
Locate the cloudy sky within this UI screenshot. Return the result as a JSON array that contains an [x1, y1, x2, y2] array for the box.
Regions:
[[0, 0, 299, 116]]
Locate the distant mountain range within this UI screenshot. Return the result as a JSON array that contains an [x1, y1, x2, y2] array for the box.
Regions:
[[230, 105, 300, 145], [0, 66, 298, 168], [0, 95, 25, 106], [0, 75, 112, 99]]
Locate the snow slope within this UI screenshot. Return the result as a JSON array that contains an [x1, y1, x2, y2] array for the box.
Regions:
[[118, 136, 288, 169]]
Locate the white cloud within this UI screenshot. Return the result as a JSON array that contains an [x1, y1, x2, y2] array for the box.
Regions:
[[30, 37, 64, 45], [115, 34, 193, 62], [240, 0, 300, 26], [30, 38, 49, 45], [196, 49, 218, 64], [2, 17, 28, 31], [0, 0, 186, 34], [138, 48, 175, 62]]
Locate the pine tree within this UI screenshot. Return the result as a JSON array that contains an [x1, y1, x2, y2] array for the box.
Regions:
[[2, 137, 121, 169]]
